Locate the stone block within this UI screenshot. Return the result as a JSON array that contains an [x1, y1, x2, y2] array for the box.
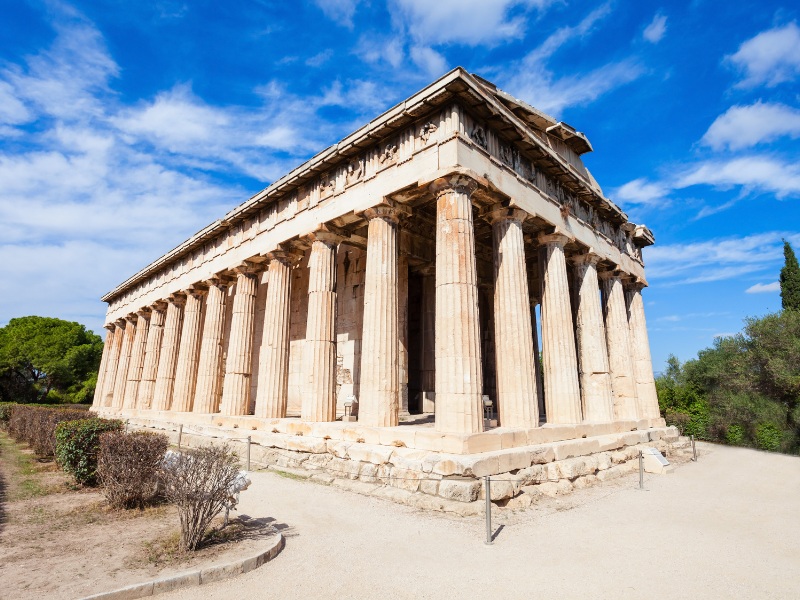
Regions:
[[372, 486, 413, 504], [328, 441, 351, 458], [388, 467, 421, 492], [536, 481, 561, 497], [648, 429, 664, 442], [516, 464, 546, 486], [285, 436, 327, 454], [419, 478, 440, 496], [332, 478, 380, 495], [572, 474, 599, 489], [462, 432, 503, 453], [377, 427, 417, 449], [595, 434, 626, 452], [481, 476, 514, 501], [310, 473, 334, 484], [341, 426, 381, 445], [328, 457, 361, 479], [595, 452, 612, 470], [557, 456, 597, 479], [551, 438, 600, 460], [408, 493, 447, 511], [358, 462, 379, 482], [498, 429, 528, 449], [347, 443, 394, 465], [610, 451, 627, 464], [596, 464, 629, 481], [529, 445, 555, 464], [438, 477, 481, 503], [506, 493, 533, 510], [304, 453, 332, 469], [497, 448, 533, 472], [390, 447, 429, 471], [285, 422, 312, 436], [456, 454, 500, 477]]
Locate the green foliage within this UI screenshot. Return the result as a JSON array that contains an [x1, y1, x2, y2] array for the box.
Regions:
[[725, 424, 745, 445], [0, 316, 103, 404], [755, 423, 783, 452], [55, 418, 124, 485], [780, 240, 800, 312]]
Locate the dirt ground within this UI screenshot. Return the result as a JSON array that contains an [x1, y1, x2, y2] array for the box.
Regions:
[[156, 441, 800, 600], [0, 434, 282, 600]]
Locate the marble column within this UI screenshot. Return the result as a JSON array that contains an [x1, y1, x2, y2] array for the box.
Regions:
[[398, 252, 410, 417], [220, 267, 259, 416], [255, 252, 299, 419], [123, 309, 150, 409], [359, 203, 401, 428], [420, 268, 436, 413], [93, 324, 115, 408], [101, 321, 125, 407], [431, 175, 484, 434], [171, 288, 206, 412], [572, 253, 614, 422], [111, 317, 136, 409], [488, 206, 539, 429], [626, 281, 660, 419], [538, 232, 582, 424], [302, 231, 340, 422], [194, 279, 228, 413], [152, 295, 185, 411], [137, 303, 166, 409], [600, 271, 639, 420]]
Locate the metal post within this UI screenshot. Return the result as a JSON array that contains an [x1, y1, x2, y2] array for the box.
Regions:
[[691, 434, 697, 461], [177, 424, 183, 450], [246, 436, 251, 471], [484, 476, 493, 545], [638, 450, 644, 490]]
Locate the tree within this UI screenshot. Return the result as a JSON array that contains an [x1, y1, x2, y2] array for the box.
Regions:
[[780, 240, 800, 311], [0, 316, 103, 403]]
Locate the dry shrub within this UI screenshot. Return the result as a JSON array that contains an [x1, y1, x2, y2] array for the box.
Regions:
[[98, 431, 168, 508], [160, 444, 240, 551], [8, 405, 93, 457]]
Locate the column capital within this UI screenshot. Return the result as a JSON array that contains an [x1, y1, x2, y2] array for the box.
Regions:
[[538, 231, 573, 247], [266, 247, 304, 266], [361, 200, 411, 224], [185, 286, 208, 299], [597, 267, 626, 281], [136, 306, 152, 318], [429, 173, 481, 199], [124, 313, 138, 324], [230, 261, 263, 277], [114, 317, 127, 328], [152, 299, 168, 312], [167, 292, 187, 306], [104, 322, 116, 331], [203, 273, 232, 289], [484, 204, 528, 225], [303, 223, 345, 247], [571, 251, 602, 267], [624, 277, 648, 292]]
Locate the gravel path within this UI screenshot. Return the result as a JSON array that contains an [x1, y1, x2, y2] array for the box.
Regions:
[[160, 442, 800, 599]]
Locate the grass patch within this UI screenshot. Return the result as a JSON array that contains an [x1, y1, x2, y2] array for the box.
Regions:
[[272, 469, 308, 481], [0, 431, 59, 501]]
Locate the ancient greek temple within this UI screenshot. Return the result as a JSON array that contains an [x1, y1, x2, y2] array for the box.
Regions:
[[94, 69, 672, 502]]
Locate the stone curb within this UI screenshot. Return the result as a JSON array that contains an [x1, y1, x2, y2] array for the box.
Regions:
[[80, 533, 284, 600]]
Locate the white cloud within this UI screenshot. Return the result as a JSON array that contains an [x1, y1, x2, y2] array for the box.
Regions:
[[701, 101, 800, 151], [676, 156, 800, 199], [313, 0, 361, 28], [613, 178, 669, 206], [354, 35, 405, 69], [409, 46, 448, 78], [745, 281, 780, 293], [727, 22, 800, 88], [643, 13, 667, 43]]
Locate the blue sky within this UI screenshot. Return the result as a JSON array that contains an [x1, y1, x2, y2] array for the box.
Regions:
[[1, 0, 799, 373]]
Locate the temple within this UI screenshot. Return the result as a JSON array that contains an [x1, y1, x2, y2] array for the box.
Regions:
[[93, 68, 674, 505]]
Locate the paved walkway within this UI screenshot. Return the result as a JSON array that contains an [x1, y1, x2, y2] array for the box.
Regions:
[[161, 443, 800, 599]]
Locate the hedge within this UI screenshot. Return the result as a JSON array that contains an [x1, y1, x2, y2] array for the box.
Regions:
[[7, 405, 94, 457], [55, 418, 124, 485]]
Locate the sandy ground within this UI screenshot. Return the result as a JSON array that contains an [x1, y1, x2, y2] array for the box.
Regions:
[[158, 442, 800, 600]]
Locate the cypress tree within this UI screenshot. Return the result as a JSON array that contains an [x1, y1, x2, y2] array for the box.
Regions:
[[780, 240, 800, 311]]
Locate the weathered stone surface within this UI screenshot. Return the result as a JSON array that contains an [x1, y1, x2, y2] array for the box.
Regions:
[[438, 477, 481, 503], [347, 443, 395, 465]]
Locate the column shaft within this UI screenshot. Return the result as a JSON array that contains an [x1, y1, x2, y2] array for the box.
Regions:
[[302, 235, 339, 422], [601, 273, 639, 420], [420, 272, 436, 413], [573, 254, 614, 422], [359, 206, 400, 427], [539, 233, 582, 424], [152, 297, 185, 411], [432, 175, 484, 433], [101, 323, 124, 407], [490, 208, 539, 428], [194, 282, 227, 413], [220, 270, 258, 415], [93, 326, 114, 408], [137, 305, 166, 409], [626, 284, 660, 419], [111, 319, 136, 409], [123, 310, 150, 409], [172, 290, 205, 412]]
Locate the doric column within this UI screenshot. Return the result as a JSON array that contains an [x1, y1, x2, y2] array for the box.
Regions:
[[152, 295, 185, 411], [137, 303, 166, 409], [301, 230, 340, 422], [193, 279, 228, 413], [102, 322, 125, 407], [487, 206, 539, 428], [531, 299, 545, 422], [93, 324, 115, 408], [171, 288, 206, 412], [420, 268, 436, 413], [600, 270, 639, 420], [220, 266, 259, 416], [359, 203, 402, 427], [625, 280, 660, 419], [431, 174, 484, 434], [123, 309, 150, 409], [111, 316, 136, 409], [538, 232, 582, 424], [255, 251, 300, 418], [572, 253, 614, 422], [398, 252, 410, 417]]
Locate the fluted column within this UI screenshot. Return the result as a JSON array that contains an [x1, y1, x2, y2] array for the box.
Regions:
[[152, 295, 185, 411], [93, 325, 115, 408], [123, 309, 150, 409], [255, 252, 300, 418], [301, 231, 340, 422], [488, 206, 539, 428], [538, 232, 582, 424], [171, 288, 206, 412], [431, 174, 484, 433], [359, 203, 401, 427], [420, 268, 436, 413], [193, 279, 228, 413], [572, 253, 614, 422], [220, 267, 258, 415], [600, 271, 639, 420], [137, 303, 166, 409], [626, 281, 660, 419], [111, 317, 136, 409]]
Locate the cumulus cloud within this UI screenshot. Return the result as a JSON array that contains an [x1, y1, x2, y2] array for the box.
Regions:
[[613, 178, 669, 206], [675, 156, 800, 199], [701, 101, 800, 151], [727, 22, 800, 88], [746, 282, 780, 293], [313, 0, 361, 28], [643, 13, 667, 43]]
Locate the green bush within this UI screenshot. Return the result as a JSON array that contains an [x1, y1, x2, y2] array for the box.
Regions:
[[725, 424, 745, 445], [0, 402, 13, 427], [55, 418, 124, 485], [755, 423, 783, 452], [98, 431, 168, 508]]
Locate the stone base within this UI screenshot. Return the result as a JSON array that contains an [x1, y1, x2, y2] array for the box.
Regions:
[[95, 408, 678, 509]]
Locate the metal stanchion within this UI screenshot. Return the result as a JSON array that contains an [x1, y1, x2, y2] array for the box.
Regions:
[[691, 434, 697, 461], [177, 424, 183, 450], [484, 476, 493, 545], [246, 436, 251, 471], [638, 450, 644, 490]]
